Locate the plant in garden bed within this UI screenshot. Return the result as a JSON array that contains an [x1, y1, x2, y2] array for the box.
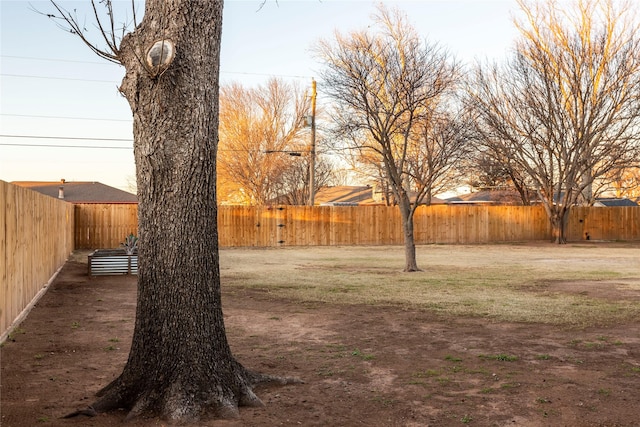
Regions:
[[120, 233, 138, 255]]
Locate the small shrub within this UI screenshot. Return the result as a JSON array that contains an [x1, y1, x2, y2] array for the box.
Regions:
[[479, 354, 518, 362], [351, 349, 374, 360], [7, 327, 26, 341]]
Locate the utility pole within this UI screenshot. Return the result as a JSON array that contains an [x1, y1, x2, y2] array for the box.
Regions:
[[308, 78, 317, 206]]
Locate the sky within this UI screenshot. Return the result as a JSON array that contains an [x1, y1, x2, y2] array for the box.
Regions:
[[0, 0, 523, 192]]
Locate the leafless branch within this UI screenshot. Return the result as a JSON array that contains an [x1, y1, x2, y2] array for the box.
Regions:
[[32, 1, 129, 64]]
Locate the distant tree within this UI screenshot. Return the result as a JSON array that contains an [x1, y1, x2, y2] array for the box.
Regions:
[[48, 0, 296, 422], [467, 0, 640, 243], [316, 5, 462, 271], [218, 79, 310, 204], [218, 78, 334, 205], [272, 152, 335, 205], [595, 165, 640, 200]]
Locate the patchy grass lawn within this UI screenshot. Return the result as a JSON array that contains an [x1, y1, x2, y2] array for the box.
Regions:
[[221, 242, 640, 326]]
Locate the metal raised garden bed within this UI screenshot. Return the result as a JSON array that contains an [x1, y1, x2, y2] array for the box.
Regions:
[[88, 249, 138, 277]]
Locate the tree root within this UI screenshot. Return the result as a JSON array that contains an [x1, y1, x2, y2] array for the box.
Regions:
[[62, 367, 303, 421], [62, 406, 97, 418]]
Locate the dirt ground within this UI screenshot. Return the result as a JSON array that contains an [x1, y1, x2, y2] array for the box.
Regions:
[[1, 250, 639, 427]]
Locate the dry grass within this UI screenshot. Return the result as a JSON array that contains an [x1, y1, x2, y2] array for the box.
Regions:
[[220, 243, 640, 327], [71, 244, 640, 326]]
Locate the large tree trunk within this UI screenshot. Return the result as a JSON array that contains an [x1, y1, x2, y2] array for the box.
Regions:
[[67, 1, 292, 422]]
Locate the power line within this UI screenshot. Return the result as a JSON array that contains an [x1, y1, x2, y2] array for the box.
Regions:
[[1, 55, 314, 80], [0, 137, 287, 153], [0, 142, 131, 150], [0, 73, 118, 84], [0, 54, 110, 65], [0, 141, 310, 154], [220, 70, 312, 80], [0, 134, 132, 142], [1, 113, 131, 122], [1, 71, 311, 83]]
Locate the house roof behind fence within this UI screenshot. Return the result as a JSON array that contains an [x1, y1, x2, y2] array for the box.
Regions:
[[12, 181, 137, 204], [315, 186, 446, 206], [594, 198, 639, 207], [447, 189, 525, 205], [315, 186, 377, 205]]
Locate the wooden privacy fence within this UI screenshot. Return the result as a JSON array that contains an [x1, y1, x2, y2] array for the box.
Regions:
[[3, 189, 637, 340], [75, 203, 139, 249], [569, 206, 640, 241], [74, 204, 640, 249], [1, 181, 75, 341], [218, 205, 552, 246]]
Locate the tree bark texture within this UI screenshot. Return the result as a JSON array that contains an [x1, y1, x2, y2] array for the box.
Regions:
[[550, 209, 569, 244], [540, 198, 569, 244], [398, 198, 419, 272], [81, 1, 273, 422]]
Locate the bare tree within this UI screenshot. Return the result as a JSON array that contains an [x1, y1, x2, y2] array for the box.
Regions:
[[47, 0, 296, 422], [595, 165, 640, 200], [467, 0, 640, 243], [218, 78, 313, 205], [316, 5, 461, 271]]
